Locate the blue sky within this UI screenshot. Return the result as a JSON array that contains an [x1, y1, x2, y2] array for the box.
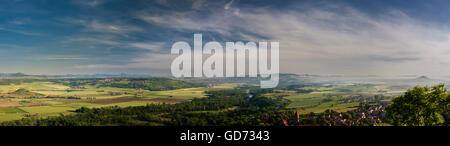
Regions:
[[1, 0, 450, 76]]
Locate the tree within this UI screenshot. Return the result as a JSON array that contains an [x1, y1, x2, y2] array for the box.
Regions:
[[386, 84, 447, 126]]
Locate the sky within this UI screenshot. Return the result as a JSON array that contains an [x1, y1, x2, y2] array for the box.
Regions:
[[1, 0, 450, 76]]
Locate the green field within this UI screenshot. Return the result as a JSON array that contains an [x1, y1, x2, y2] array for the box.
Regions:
[[0, 79, 405, 122], [0, 81, 216, 122], [266, 84, 405, 114]]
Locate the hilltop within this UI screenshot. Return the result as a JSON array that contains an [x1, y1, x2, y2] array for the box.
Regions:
[[7, 88, 45, 98], [416, 76, 431, 80]]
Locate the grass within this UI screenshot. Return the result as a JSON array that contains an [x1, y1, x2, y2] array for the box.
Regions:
[[269, 84, 404, 114], [0, 82, 69, 93], [19, 106, 76, 115], [0, 113, 24, 122], [284, 91, 361, 114], [0, 81, 211, 122], [145, 87, 207, 99], [0, 101, 162, 122], [284, 93, 329, 108], [0, 107, 26, 113], [0, 81, 403, 123], [212, 83, 241, 89], [102, 101, 161, 107], [297, 102, 360, 114]]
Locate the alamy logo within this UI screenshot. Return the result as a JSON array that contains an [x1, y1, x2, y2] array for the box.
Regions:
[[170, 34, 279, 88]]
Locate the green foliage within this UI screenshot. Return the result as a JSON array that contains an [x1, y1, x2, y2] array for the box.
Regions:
[[295, 89, 314, 93], [386, 84, 449, 126]]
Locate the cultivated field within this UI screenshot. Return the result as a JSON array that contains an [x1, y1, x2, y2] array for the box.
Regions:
[[265, 84, 407, 114], [0, 80, 406, 122], [0, 81, 212, 122]]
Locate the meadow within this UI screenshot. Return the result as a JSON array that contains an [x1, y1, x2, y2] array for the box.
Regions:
[[0, 78, 405, 122], [0, 80, 211, 122], [265, 84, 407, 114]]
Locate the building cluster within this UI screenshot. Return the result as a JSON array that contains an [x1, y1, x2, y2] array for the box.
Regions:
[[98, 78, 113, 83], [276, 103, 388, 126], [341, 95, 392, 103]]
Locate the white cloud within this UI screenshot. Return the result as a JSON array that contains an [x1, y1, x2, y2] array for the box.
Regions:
[[75, 0, 108, 7], [74, 53, 174, 69], [129, 42, 166, 52], [137, 5, 450, 76], [224, 0, 234, 10], [138, 11, 238, 36], [192, 0, 206, 10], [63, 18, 142, 35], [74, 42, 171, 69], [47, 57, 88, 60], [9, 20, 25, 25], [64, 36, 120, 45], [0, 27, 41, 36]]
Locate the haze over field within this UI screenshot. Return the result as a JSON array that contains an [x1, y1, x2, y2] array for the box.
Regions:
[[0, 0, 450, 78]]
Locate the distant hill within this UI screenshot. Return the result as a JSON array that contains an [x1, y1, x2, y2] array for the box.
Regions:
[[8, 88, 45, 98], [0, 72, 31, 77], [179, 73, 320, 88], [416, 76, 430, 80], [42, 73, 153, 78], [0, 72, 156, 79]]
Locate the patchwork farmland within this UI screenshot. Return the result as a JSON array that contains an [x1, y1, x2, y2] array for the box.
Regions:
[[0, 79, 209, 122]]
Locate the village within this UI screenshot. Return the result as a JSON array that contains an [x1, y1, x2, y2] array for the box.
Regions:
[[274, 102, 390, 126]]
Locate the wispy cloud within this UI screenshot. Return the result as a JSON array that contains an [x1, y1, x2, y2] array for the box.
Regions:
[[224, 0, 233, 10], [63, 36, 120, 45], [192, 0, 206, 10], [74, 42, 170, 69], [47, 57, 89, 60], [136, 3, 450, 76], [0, 26, 41, 36], [137, 11, 238, 36], [74, 0, 109, 7], [4, 0, 450, 76], [74, 53, 174, 69], [62, 18, 142, 36], [129, 42, 167, 52]]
